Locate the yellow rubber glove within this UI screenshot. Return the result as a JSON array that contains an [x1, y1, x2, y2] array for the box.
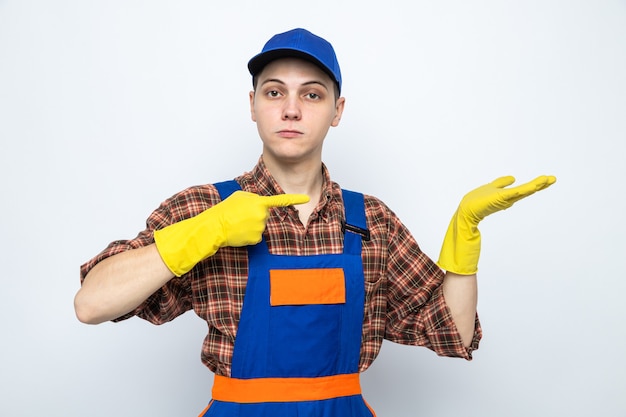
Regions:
[[437, 175, 556, 275], [154, 191, 310, 276]]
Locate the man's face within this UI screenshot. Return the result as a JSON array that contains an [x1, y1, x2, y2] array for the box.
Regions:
[[250, 57, 345, 167]]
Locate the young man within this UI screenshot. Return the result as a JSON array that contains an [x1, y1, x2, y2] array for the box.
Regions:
[[75, 28, 556, 416]]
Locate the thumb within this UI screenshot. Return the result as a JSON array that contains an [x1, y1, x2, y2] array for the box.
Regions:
[[261, 193, 310, 208], [490, 176, 516, 189]]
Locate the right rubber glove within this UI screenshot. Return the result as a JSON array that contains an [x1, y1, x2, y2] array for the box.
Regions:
[[437, 175, 556, 275], [154, 191, 309, 276]]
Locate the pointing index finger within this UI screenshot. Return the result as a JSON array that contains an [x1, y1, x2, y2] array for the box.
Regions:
[[261, 194, 310, 208]]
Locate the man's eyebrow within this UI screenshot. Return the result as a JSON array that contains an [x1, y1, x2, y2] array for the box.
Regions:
[[302, 80, 330, 91], [259, 78, 330, 91], [260, 78, 286, 87]]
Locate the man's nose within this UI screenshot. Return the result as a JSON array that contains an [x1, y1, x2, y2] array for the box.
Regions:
[[282, 97, 302, 120]]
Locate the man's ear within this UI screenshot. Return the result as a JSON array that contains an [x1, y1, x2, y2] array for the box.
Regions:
[[331, 97, 346, 127], [249, 90, 256, 122]]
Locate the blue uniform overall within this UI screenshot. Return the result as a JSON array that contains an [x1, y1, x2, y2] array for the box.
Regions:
[[199, 180, 375, 417]]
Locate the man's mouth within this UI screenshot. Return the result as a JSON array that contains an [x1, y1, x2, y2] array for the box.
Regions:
[[277, 129, 303, 138]]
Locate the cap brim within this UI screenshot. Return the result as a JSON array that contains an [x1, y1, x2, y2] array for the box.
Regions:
[[248, 49, 339, 91]]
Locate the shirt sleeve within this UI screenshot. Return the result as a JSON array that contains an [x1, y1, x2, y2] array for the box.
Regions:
[[78, 185, 216, 324], [367, 198, 482, 360]]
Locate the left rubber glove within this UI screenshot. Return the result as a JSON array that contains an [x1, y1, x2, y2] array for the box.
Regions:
[[154, 191, 310, 276], [437, 175, 556, 275]]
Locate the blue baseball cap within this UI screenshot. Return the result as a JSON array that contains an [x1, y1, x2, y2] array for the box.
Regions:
[[248, 28, 342, 94]]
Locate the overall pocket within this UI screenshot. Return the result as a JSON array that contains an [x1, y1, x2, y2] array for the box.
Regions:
[[267, 268, 346, 376]]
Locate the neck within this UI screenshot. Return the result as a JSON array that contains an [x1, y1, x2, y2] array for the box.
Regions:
[[262, 154, 324, 226], [262, 155, 324, 197]]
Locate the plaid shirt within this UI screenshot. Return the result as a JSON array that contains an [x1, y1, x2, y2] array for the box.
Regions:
[[80, 157, 481, 376]]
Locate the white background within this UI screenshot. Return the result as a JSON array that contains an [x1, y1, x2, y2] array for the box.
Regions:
[[1, 1, 625, 416]]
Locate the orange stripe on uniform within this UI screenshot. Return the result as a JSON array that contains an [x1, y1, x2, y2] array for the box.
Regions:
[[270, 268, 345, 306], [211, 373, 361, 403]]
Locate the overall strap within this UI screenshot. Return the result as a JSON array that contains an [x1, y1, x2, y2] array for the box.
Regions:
[[341, 189, 369, 255], [213, 180, 241, 200]]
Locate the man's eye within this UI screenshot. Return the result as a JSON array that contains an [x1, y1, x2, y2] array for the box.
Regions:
[[267, 90, 280, 97], [307, 93, 320, 100]]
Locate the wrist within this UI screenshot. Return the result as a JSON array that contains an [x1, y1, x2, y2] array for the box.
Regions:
[[437, 209, 481, 275], [154, 209, 223, 277]]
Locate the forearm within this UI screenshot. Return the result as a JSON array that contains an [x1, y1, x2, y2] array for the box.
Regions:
[[442, 271, 477, 348], [74, 244, 174, 324], [437, 176, 555, 349]]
